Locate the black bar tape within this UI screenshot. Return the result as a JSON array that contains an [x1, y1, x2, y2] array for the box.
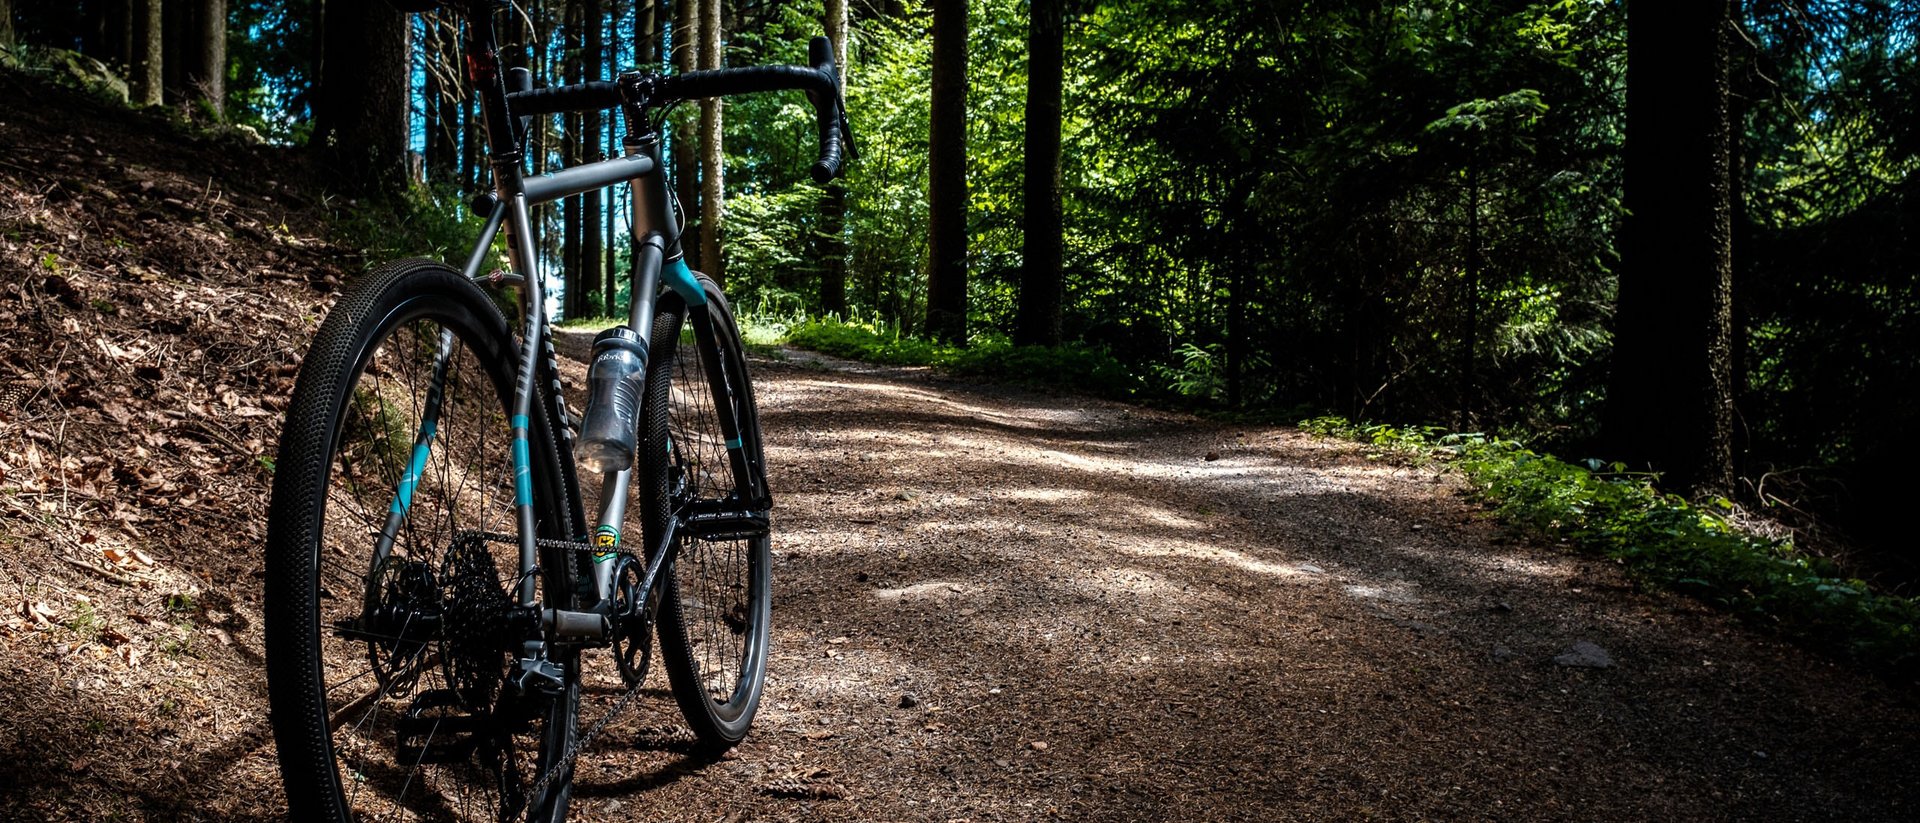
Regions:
[[807, 36, 846, 183], [657, 65, 833, 102], [506, 81, 623, 117]]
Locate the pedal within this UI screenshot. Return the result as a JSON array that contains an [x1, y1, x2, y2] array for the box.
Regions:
[[395, 690, 486, 765]]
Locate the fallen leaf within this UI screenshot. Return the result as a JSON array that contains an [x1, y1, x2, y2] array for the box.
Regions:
[[23, 601, 57, 627]]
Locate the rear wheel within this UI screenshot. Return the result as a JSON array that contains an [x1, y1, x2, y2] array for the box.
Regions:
[[265, 259, 581, 822], [639, 272, 772, 752]]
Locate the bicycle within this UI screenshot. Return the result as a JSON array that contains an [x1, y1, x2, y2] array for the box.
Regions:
[[262, 1, 853, 820]]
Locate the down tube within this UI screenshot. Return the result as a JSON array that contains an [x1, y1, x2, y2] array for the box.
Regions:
[[505, 192, 546, 608], [365, 328, 456, 585]]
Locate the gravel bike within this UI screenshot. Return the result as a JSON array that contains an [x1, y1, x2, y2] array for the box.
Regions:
[[262, 1, 852, 819]]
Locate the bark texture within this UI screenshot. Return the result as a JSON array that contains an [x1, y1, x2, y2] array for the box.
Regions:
[[131, 0, 163, 106], [673, 0, 701, 267], [191, 0, 225, 116], [925, 0, 968, 343], [697, 0, 725, 284], [313, 1, 411, 196], [818, 0, 850, 317], [1606, 0, 1736, 495], [1015, 0, 1064, 347]]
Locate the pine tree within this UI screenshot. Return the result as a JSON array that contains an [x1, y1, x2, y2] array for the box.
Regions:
[[583, 0, 605, 315], [697, 0, 725, 284], [314, 0, 411, 195], [818, 0, 849, 317], [131, 0, 163, 106], [1606, 0, 1736, 495], [925, 0, 968, 343], [673, 0, 702, 268], [1014, 0, 1064, 347]]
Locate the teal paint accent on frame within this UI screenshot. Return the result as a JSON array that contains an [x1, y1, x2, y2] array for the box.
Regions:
[[663, 258, 707, 306], [510, 414, 532, 506], [726, 436, 743, 450], [388, 422, 438, 514]]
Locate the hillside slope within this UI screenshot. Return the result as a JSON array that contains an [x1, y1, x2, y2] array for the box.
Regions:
[[0, 70, 348, 818]]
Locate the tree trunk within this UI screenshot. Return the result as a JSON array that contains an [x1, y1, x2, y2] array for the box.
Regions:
[[308, 0, 324, 118], [674, 0, 701, 268], [314, 1, 410, 196], [697, 0, 725, 285], [422, 16, 443, 180], [817, 0, 850, 317], [925, 0, 968, 343], [1460, 152, 1480, 426], [563, 0, 585, 318], [117, 0, 134, 74], [162, 0, 186, 103], [424, 14, 460, 183], [131, 0, 163, 106], [584, 0, 605, 315], [1606, 0, 1735, 496], [1014, 0, 1063, 347], [191, 0, 225, 117], [0, 0, 13, 49], [637, 0, 657, 66]]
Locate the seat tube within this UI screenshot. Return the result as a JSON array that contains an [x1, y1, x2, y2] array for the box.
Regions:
[[466, 7, 545, 608]]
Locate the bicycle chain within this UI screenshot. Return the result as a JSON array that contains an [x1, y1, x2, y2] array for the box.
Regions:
[[511, 665, 649, 819], [466, 530, 654, 820]]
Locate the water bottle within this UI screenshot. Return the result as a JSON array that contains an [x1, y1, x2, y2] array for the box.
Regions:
[[577, 326, 648, 474]]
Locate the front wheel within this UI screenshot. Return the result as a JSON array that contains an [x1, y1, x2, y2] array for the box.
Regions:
[[264, 259, 580, 822], [639, 272, 773, 752]]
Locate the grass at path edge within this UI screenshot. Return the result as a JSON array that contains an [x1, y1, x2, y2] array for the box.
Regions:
[[1298, 416, 1919, 684]]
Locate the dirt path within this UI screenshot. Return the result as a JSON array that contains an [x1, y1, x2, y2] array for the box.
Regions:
[[541, 347, 1918, 822], [2, 330, 1915, 821]]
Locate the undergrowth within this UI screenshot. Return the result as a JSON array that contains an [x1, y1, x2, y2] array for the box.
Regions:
[[1299, 416, 1920, 680], [785, 318, 1139, 398], [330, 183, 488, 266]]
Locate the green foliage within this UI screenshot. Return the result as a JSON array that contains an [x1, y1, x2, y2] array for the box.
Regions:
[[66, 599, 101, 641], [1302, 416, 1920, 678], [786, 318, 1138, 398], [328, 183, 490, 267], [227, 0, 321, 142], [1299, 416, 1452, 459], [0, 43, 132, 104], [1155, 343, 1226, 402]]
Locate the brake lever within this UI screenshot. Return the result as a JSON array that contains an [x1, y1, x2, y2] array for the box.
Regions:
[[838, 105, 857, 161]]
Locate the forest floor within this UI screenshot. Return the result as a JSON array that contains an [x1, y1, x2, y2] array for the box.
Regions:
[[1, 68, 1918, 822]]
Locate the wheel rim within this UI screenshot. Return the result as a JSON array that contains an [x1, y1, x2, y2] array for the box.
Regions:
[[308, 309, 570, 821], [665, 321, 769, 723]]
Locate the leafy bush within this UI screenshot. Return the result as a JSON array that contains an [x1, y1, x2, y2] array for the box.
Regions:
[[1301, 416, 1920, 678]]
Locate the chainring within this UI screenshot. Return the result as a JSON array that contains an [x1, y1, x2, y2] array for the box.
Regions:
[[607, 554, 655, 688]]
